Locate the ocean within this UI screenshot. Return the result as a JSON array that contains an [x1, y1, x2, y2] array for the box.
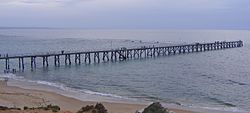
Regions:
[[0, 29, 250, 112]]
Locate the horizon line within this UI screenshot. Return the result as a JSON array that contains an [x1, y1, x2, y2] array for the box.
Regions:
[[0, 27, 250, 30]]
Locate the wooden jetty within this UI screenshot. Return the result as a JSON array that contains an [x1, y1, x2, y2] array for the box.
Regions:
[[0, 40, 243, 72]]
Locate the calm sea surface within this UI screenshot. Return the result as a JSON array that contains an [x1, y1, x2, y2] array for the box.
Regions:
[[0, 29, 250, 112]]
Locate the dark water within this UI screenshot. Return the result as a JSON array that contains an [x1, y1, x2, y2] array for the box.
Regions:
[[0, 29, 250, 112]]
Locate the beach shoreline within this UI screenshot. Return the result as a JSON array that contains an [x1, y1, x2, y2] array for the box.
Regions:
[[0, 77, 245, 113], [2, 78, 147, 113]]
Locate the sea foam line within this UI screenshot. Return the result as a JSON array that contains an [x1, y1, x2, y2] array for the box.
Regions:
[[0, 73, 129, 100]]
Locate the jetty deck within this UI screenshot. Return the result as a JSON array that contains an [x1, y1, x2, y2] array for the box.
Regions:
[[0, 40, 243, 72]]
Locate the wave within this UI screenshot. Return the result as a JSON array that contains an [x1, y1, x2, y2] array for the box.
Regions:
[[31, 80, 128, 99], [0, 73, 24, 79], [0, 73, 129, 100], [83, 90, 125, 99], [35, 80, 68, 90], [0, 73, 69, 91], [206, 97, 236, 107], [199, 74, 248, 86], [191, 106, 246, 113], [226, 80, 248, 86]]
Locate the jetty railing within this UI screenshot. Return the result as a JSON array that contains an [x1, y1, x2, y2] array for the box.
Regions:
[[0, 40, 243, 72]]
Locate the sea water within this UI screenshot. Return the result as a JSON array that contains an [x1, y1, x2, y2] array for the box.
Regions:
[[0, 29, 250, 112]]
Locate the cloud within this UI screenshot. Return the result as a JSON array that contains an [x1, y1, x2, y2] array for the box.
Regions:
[[0, 0, 90, 6], [0, 0, 249, 29]]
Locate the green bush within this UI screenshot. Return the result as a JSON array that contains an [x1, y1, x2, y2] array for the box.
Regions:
[[77, 103, 107, 113], [142, 102, 169, 113]]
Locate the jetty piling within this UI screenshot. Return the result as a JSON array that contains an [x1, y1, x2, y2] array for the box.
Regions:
[[0, 40, 243, 72]]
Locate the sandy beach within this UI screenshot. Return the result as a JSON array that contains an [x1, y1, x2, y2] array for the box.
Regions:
[[0, 78, 204, 113]]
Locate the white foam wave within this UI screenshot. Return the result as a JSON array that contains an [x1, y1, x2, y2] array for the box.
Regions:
[[83, 90, 125, 99], [33, 80, 130, 100], [35, 80, 68, 90], [0, 73, 68, 90], [0, 73, 24, 80], [0, 73, 128, 100]]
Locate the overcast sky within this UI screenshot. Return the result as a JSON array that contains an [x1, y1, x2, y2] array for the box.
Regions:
[[0, 0, 249, 29]]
